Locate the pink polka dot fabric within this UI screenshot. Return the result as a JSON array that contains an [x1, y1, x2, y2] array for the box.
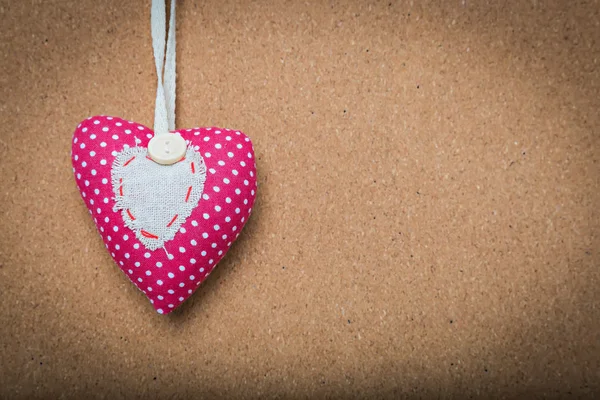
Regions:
[[71, 116, 257, 314]]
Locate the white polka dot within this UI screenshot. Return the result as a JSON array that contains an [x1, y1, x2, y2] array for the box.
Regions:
[[179, 296, 185, 301], [202, 194, 209, 200], [191, 239, 197, 246], [76, 173, 81, 179], [223, 178, 230, 184], [179, 282, 185, 287], [201, 251, 207, 256], [102, 178, 108, 184], [244, 199, 248, 205], [79, 142, 85, 149], [225, 136, 231, 141], [202, 232, 209, 239], [91, 169, 97, 176], [82, 127, 88, 132], [191, 220, 198, 227], [137, 277, 143, 282], [240, 161, 246, 167], [90, 134, 97, 140], [168, 290, 175, 294], [232, 169, 238, 176], [100, 159, 107, 165], [89, 151, 96, 157], [205, 152, 211, 158], [125, 253, 130, 259], [168, 272, 175, 279], [147, 286, 153, 292], [137, 126, 144, 130], [157, 280, 163, 285], [218, 160, 225, 166], [82, 161, 87, 168], [100, 142, 107, 147], [180, 227, 186, 233], [235, 188, 241, 195], [111, 151, 117, 156], [93, 120, 100, 125], [218, 250, 223, 256], [154, 262, 162, 268], [168, 253, 174, 260], [244, 180, 249, 186], [112, 225, 118, 232], [235, 208, 240, 214], [74, 155, 79, 161], [104, 216, 109, 223], [89, 199, 94, 205], [146, 270, 151, 276], [134, 243, 140, 249], [179, 246, 186, 253], [222, 234, 227, 240], [144, 252, 151, 258], [215, 205, 221, 212], [157, 295, 164, 300], [96, 208, 101, 214], [125, 129, 131, 134], [203, 213, 210, 219], [211, 243, 217, 248], [103, 198, 109, 203], [232, 226, 237, 231], [179, 265, 185, 271], [157, 309, 164, 314], [225, 216, 231, 222], [102, 127, 109, 132], [189, 275, 195, 280], [241, 217, 245, 222], [94, 188, 100, 195], [215, 130, 221, 134], [128, 269, 133, 274], [116, 122, 122, 126], [204, 137, 210, 142], [214, 225, 220, 231], [213, 186, 220, 192], [135, 262, 140, 267], [200, 267, 205, 273], [236, 144, 243, 149], [227, 152, 234, 158], [209, 168, 216, 174], [146, 133, 152, 139], [251, 189, 255, 195], [209, 259, 214, 264]]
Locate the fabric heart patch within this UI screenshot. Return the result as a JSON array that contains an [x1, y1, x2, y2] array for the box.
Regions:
[[71, 115, 257, 314]]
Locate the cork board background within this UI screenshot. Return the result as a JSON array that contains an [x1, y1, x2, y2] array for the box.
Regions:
[[1, 0, 599, 398]]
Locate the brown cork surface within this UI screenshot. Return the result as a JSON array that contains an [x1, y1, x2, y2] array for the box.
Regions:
[[1, 0, 598, 398]]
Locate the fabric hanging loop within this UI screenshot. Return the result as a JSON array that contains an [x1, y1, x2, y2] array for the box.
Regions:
[[151, 0, 176, 136]]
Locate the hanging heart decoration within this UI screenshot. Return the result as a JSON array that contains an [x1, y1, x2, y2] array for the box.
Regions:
[[71, 0, 257, 314]]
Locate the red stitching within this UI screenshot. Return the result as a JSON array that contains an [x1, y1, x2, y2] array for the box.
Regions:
[[190, 162, 195, 173], [185, 186, 192, 202], [141, 230, 158, 239], [146, 156, 153, 161], [119, 185, 123, 196], [167, 214, 178, 227], [123, 156, 135, 166], [126, 209, 136, 220]]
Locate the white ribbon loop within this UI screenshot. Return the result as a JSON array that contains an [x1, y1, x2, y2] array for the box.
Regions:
[[151, 0, 176, 136]]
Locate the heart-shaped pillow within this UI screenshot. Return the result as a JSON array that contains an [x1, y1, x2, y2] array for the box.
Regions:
[[71, 115, 257, 314]]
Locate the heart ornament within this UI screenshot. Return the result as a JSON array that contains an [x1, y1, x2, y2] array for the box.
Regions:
[[72, 116, 257, 313]]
